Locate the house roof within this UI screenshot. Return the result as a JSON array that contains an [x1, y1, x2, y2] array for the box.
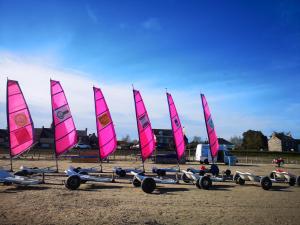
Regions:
[[218, 138, 234, 145]]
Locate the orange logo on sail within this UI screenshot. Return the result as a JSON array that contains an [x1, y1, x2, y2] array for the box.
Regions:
[[98, 113, 111, 127], [14, 113, 28, 127]]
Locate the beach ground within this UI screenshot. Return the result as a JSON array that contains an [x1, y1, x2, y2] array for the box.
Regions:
[[0, 159, 300, 225]]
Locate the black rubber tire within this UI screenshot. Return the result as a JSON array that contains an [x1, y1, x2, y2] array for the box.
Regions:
[[141, 178, 156, 193], [225, 169, 231, 177], [199, 170, 205, 176], [3, 181, 13, 185], [260, 176, 272, 190], [14, 170, 29, 176], [289, 177, 296, 186], [181, 173, 191, 183], [204, 159, 209, 165], [79, 171, 88, 184], [237, 177, 245, 185], [196, 178, 201, 189], [65, 176, 81, 190], [269, 172, 275, 179], [156, 169, 166, 177], [116, 169, 126, 177], [297, 176, 300, 186], [132, 177, 141, 187], [233, 173, 240, 184], [199, 176, 212, 190], [210, 164, 219, 176]]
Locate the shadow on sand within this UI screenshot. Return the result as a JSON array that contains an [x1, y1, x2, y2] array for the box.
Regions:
[[153, 187, 190, 194], [210, 184, 236, 191], [79, 183, 123, 191], [1, 185, 50, 193]]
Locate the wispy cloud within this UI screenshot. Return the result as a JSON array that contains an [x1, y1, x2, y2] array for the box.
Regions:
[[1, 52, 299, 140], [86, 4, 99, 24], [142, 18, 162, 31]]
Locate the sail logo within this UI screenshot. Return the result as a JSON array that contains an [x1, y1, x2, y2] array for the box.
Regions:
[[139, 114, 150, 128], [55, 105, 71, 122], [208, 117, 214, 129], [14, 113, 28, 127], [174, 117, 180, 128], [14, 127, 31, 145], [98, 112, 111, 127]]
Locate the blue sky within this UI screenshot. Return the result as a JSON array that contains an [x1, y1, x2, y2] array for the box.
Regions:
[[0, 0, 300, 140]]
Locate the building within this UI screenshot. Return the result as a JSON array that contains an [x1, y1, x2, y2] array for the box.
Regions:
[[0, 127, 89, 149], [153, 128, 188, 151], [217, 138, 235, 150], [268, 132, 300, 152]]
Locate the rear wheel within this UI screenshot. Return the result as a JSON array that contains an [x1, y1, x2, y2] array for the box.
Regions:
[[233, 173, 240, 184], [296, 176, 300, 186], [181, 173, 191, 183], [225, 169, 231, 177], [157, 169, 166, 177], [289, 177, 296, 186], [260, 176, 272, 190], [237, 177, 245, 185], [65, 176, 81, 190], [196, 178, 201, 189], [116, 169, 126, 177], [199, 176, 212, 190], [210, 164, 219, 176], [132, 177, 141, 187], [141, 178, 156, 193]]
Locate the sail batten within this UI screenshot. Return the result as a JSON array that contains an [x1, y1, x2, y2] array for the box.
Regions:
[[50, 80, 77, 156], [133, 89, 155, 162], [201, 94, 219, 158], [94, 87, 117, 160], [166, 92, 185, 161], [7, 80, 34, 157]]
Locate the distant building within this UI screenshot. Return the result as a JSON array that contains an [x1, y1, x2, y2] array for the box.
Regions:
[[268, 132, 300, 152], [153, 128, 188, 151], [0, 127, 89, 149], [217, 138, 235, 150]]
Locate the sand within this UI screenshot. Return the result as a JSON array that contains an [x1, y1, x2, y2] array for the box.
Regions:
[[0, 160, 300, 225]]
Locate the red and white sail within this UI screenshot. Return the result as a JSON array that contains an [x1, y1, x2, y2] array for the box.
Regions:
[[201, 94, 219, 158], [166, 92, 185, 161], [50, 80, 77, 156], [93, 87, 117, 160], [7, 80, 34, 157], [133, 89, 155, 162]]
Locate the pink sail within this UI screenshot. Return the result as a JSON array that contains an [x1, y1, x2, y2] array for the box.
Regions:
[[50, 80, 77, 156], [93, 87, 117, 160], [7, 80, 34, 157], [201, 94, 219, 158], [133, 89, 155, 162], [166, 93, 185, 161]]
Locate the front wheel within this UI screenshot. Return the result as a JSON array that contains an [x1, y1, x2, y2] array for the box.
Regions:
[[132, 177, 141, 187], [141, 178, 156, 193], [65, 176, 81, 190], [181, 173, 191, 183], [260, 176, 272, 190], [289, 177, 296, 186], [198, 176, 212, 190], [237, 177, 245, 185]]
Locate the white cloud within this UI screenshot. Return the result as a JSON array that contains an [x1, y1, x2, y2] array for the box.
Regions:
[[1, 52, 298, 140], [86, 4, 99, 24], [142, 18, 162, 31]]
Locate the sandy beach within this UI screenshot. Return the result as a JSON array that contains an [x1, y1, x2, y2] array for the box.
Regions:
[[0, 160, 300, 225]]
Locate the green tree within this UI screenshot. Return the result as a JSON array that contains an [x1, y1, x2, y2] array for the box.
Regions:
[[242, 130, 268, 150]]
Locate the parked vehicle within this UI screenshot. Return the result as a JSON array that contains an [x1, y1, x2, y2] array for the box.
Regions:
[[74, 143, 91, 149], [195, 144, 237, 165]]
